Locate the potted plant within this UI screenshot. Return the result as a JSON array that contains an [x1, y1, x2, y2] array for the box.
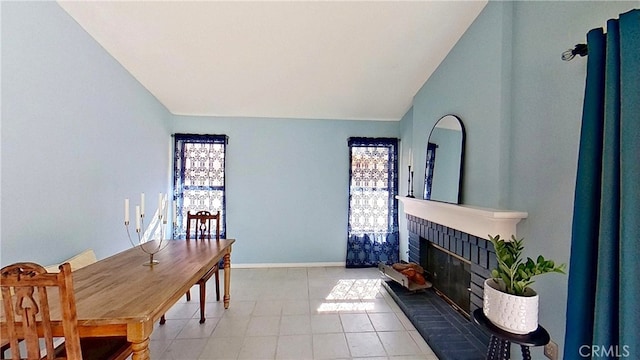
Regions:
[[483, 234, 566, 334]]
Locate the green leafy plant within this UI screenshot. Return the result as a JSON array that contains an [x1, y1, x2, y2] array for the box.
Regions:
[[488, 234, 566, 296]]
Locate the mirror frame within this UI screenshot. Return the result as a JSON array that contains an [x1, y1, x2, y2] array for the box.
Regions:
[[423, 114, 465, 204]]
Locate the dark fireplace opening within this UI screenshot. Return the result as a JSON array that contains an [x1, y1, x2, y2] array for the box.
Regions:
[[425, 242, 471, 317]]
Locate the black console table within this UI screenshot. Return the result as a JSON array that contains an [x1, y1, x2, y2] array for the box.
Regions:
[[472, 309, 550, 360]]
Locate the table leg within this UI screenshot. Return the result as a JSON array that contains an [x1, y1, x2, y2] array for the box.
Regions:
[[223, 252, 231, 309], [486, 335, 510, 360], [498, 339, 510, 360], [487, 335, 498, 360], [131, 338, 150, 360], [520, 345, 532, 360]]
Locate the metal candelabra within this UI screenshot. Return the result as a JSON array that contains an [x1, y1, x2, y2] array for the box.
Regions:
[[407, 165, 415, 198], [124, 193, 170, 266]]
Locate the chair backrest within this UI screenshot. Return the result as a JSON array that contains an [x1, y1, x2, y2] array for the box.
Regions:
[[186, 210, 220, 241], [1, 262, 82, 360], [44, 249, 98, 273]]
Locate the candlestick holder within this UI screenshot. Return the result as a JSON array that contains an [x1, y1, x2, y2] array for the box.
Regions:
[[125, 196, 170, 266], [407, 165, 415, 198]]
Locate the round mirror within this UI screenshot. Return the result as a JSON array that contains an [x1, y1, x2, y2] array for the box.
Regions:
[[423, 114, 465, 203]]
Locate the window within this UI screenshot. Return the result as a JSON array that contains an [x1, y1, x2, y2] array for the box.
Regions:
[[173, 134, 227, 239], [349, 146, 392, 234], [346, 137, 399, 267]]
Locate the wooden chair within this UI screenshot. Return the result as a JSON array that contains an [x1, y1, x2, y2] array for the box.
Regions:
[[160, 210, 221, 325], [0, 262, 132, 360]]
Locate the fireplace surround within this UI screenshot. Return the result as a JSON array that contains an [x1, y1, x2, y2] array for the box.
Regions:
[[387, 197, 528, 359], [400, 196, 527, 313]]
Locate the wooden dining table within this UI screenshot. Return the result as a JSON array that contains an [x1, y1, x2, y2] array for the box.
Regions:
[[1, 238, 235, 360]]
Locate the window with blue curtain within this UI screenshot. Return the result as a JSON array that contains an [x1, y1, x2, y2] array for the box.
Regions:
[[173, 134, 228, 239], [346, 137, 399, 268]]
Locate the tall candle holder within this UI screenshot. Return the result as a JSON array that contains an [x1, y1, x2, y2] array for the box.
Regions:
[[407, 165, 415, 198], [125, 193, 171, 266]]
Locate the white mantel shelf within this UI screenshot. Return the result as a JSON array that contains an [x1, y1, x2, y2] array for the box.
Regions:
[[397, 196, 528, 240]]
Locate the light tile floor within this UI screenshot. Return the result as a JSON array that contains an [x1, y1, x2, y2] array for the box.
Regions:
[[149, 267, 440, 360]]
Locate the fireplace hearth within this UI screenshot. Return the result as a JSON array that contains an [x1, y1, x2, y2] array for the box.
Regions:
[[394, 215, 499, 360], [383, 280, 489, 360]]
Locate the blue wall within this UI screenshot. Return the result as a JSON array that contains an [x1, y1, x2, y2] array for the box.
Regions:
[[411, 1, 512, 209], [1, 2, 172, 265], [171, 116, 398, 265], [403, 1, 638, 357], [0, 2, 399, 268], [508, 2, 638, 356], [398, 107, 414, 261], [3, 1, 638, 357]]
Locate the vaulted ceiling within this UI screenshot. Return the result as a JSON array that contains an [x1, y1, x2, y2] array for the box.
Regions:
[[58, 1, 487, 121]]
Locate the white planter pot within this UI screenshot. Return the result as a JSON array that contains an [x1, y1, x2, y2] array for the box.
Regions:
[[483, 278, 539, 334]]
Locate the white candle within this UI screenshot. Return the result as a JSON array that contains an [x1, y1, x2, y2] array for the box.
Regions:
[[135, 205, 141, 231], [158, 193, 163, 219], [124, 198, 130, 224], [140, 193, 145, 217], [163, 194, 168, 222], [173, 200, 177, 224], [409, 150, 414, 167]]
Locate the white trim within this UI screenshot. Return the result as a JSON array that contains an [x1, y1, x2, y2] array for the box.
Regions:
[[397, 196, 527, 239], [231, 262, 345, 269]]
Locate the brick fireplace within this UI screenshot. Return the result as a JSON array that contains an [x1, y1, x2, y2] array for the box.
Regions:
[[386, 197, 528, 360]]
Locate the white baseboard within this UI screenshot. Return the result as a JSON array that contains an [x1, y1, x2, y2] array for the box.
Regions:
[[231, 262, 345, 269]]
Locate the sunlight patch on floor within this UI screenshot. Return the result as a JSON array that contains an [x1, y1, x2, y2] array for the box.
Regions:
[[316, 278, 382, 313]]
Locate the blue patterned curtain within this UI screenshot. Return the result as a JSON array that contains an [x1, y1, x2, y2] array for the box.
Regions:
[[346, 137, 399, 268], [173, 134, 228, 239], [564, 10, 639, 359]]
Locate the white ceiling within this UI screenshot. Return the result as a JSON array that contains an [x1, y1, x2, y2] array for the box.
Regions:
[[58, 1, 487, 121]]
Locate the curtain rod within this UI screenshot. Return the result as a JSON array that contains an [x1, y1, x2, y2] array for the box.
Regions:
[[562, 44, 588, 61]]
